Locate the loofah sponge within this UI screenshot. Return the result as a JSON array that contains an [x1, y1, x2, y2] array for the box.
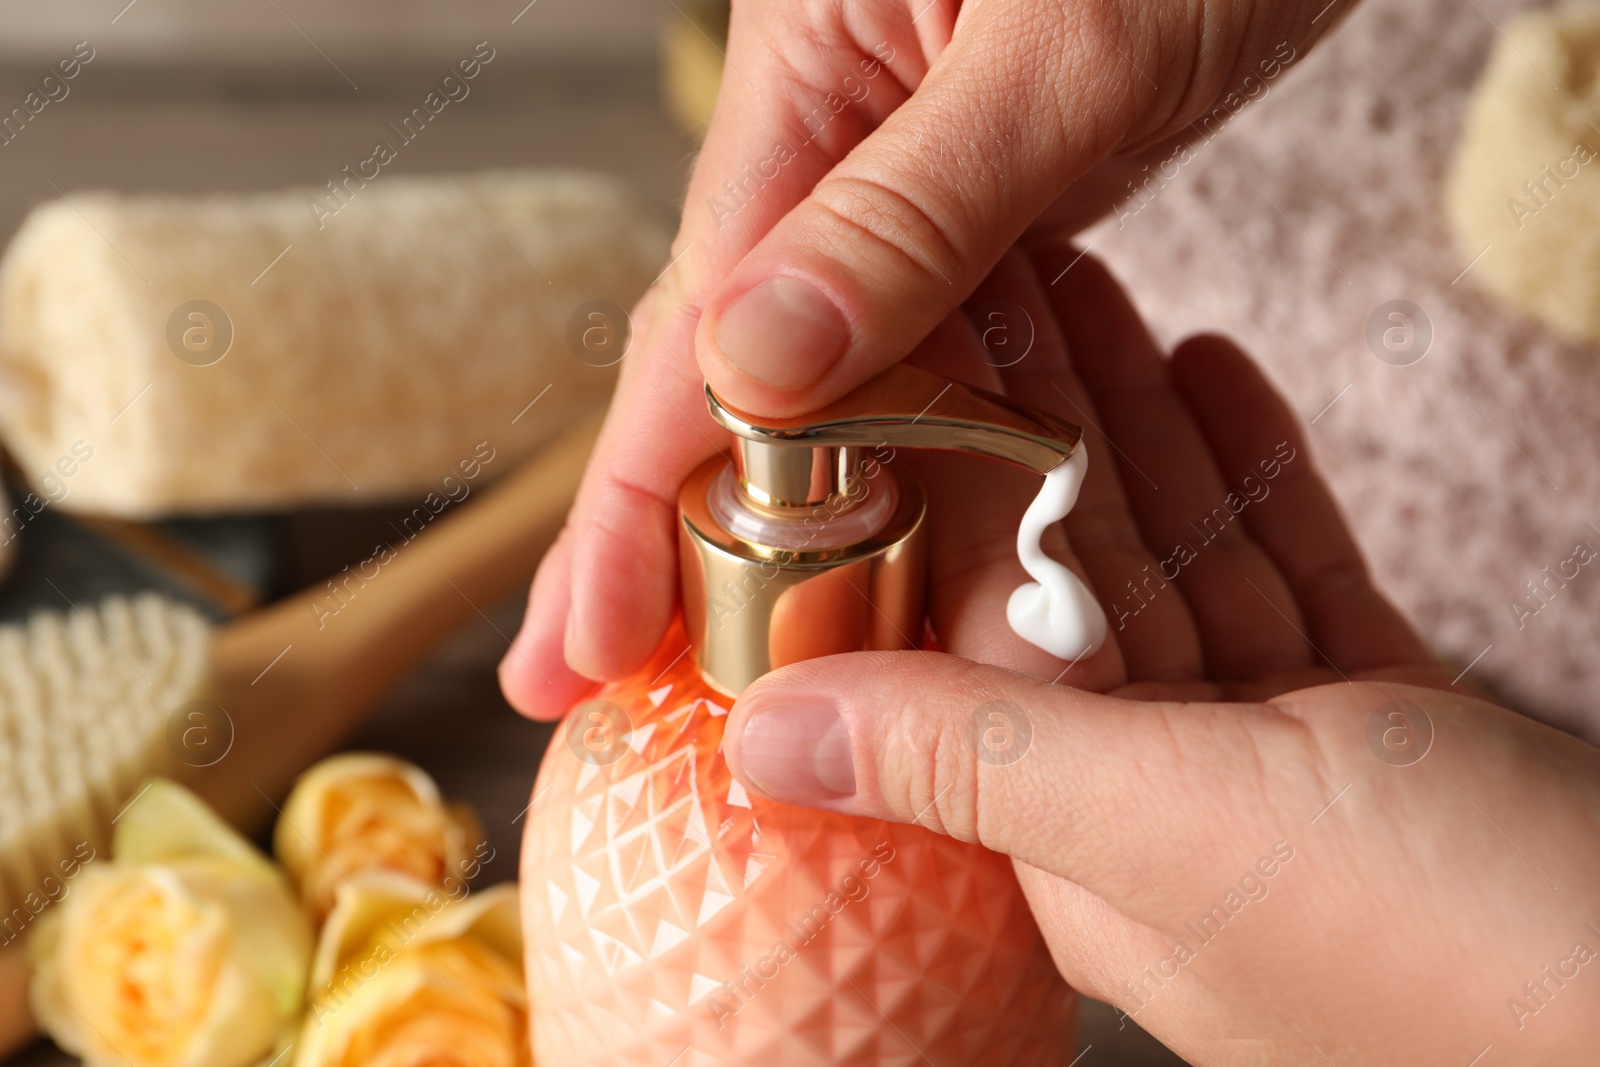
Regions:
[[1445, 4, 1600, 342], [0, 170, 667, 517]]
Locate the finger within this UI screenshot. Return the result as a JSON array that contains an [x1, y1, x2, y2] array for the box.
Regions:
[[681, 1, 922, 252], [723, 650, 1319, 920], [561, 302, 722, 678], [694, 1, 1165, 417], [510, 267, 715, 683], [981, 247, 1201, 683], [499, 526, 594, 719], [1170, 337, 1439, 678], [1041, 249, 1311, 680]]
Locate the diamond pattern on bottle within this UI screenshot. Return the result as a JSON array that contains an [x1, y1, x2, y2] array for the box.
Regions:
[[522, 621, 1072, 1065]]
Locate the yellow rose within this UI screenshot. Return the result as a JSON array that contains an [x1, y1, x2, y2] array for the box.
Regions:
[[275, 754, 482, 923], [294, 874, 527, 1066], [29, 780, 311, 1067]]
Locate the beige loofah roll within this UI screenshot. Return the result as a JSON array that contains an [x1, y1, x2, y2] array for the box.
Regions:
[[0, 171, 668, 517], [1445, 4, 1600, 342]]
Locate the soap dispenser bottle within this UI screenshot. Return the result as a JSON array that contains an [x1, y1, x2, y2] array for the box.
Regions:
[[522, 364, 1091, 1066]]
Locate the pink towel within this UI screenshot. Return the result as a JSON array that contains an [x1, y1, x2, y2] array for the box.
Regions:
[[1085, 0, 1600, 741]]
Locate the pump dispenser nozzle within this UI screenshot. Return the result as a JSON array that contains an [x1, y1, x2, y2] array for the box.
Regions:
[[710, 364, 1084, 507], [678, 364, 1099, 694]]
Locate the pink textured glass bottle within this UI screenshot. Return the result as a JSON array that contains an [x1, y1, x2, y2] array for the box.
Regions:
[[521, 366, 1086, 1065]]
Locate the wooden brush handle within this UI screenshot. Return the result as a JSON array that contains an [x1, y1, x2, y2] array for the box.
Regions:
[[185, 411, 601, 831]]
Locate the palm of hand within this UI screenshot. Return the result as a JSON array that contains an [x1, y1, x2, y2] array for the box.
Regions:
[[894, 247, 1600, 1065], [913, 244, 1445, 703]]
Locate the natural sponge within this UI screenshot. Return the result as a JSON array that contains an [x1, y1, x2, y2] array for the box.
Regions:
[[1445, 4, 1600, 342], [0, 171, 667, 517]]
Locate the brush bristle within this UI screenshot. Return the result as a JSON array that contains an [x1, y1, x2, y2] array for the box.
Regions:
[[0, 594, 210, 926]]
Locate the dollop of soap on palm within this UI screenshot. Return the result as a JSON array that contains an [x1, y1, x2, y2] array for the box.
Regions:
[[1006, 446, 1108, 661]]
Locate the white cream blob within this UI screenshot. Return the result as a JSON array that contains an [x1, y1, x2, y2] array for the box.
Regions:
[[1006, 445, 1109, 662]]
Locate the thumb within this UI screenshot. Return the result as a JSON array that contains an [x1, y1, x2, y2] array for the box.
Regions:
[[723, 651, 1330, 911], [693, 1, 1166, 415]]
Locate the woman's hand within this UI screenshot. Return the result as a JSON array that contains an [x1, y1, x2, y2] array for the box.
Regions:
[[721, 247, 1600, 1065], [499, 0, 1359, 715]]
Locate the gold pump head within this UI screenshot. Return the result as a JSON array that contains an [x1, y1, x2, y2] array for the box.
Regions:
[[677, 364, 1083, 695], [709, 364, 1085, 508]]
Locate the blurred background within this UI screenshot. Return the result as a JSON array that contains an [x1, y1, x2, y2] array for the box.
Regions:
[[0, 0, 661, 61], [0, 0, 695, 238]]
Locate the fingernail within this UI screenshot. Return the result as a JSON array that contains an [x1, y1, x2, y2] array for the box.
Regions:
[[737, 701, 856, 801], [713, 276, 850, 391]]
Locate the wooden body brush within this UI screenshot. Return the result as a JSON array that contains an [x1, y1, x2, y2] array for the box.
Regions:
[[0, 412, 601, 1056]]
